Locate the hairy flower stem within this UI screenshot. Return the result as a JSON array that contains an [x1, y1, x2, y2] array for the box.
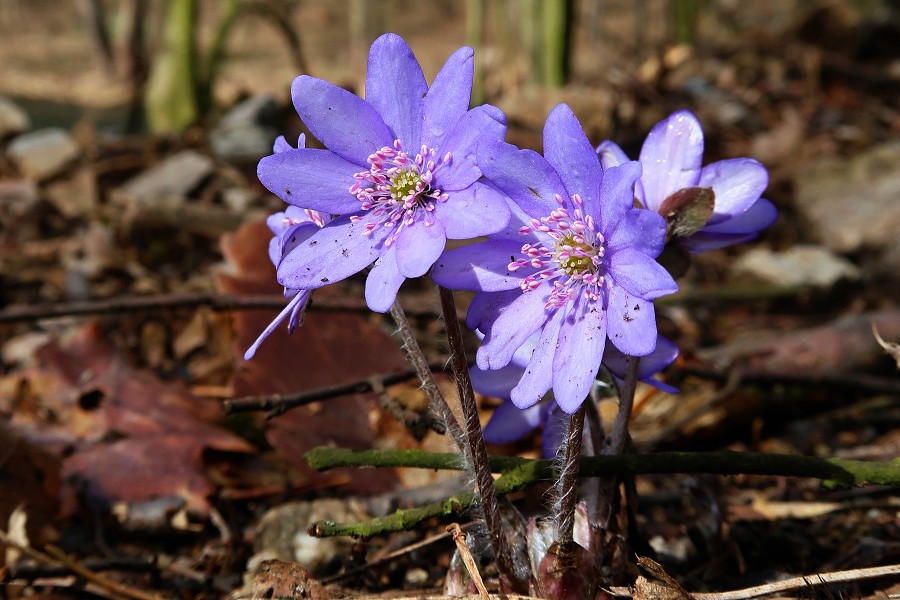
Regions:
[[389, 300, 465, 452], [608, 356, 640, 455], [556, 403, 586, 546], [596, 356, 641, 560], [437, 285, 522, 594]]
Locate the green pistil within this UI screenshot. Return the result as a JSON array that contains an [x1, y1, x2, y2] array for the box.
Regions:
[[390, 170, 423, 203], [555, 233, 594, 275]]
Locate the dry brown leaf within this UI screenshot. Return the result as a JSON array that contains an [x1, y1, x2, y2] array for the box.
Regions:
[[0, 324, 254, 516], [218, 221, 411, 495]]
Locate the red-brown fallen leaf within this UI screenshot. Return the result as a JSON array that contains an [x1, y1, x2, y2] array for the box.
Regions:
[[0, 422, 60, 565], [0, 324, 254, 516], [218, 221, 410, 495], [61, 434, 241, 515]]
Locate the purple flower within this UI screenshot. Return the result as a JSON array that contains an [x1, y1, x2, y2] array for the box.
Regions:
[[478, 334, 679, 457], [256, 33, 510, 312], [432, 104, 678, 413], [245, 134, 330, 360], [596, 110, 777, 252]]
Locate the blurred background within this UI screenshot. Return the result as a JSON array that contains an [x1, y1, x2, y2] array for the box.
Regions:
[[1, 0, 900, 597]]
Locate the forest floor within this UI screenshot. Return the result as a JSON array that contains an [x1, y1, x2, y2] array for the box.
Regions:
[[1, 1, 900, 598]]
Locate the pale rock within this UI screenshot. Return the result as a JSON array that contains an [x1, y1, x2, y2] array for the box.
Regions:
[[732, 245, 859, 288], [252, 498, 369, 575], [7, 128, 80, 181], [795, 143, 900, 254], [111, 150, 214, 206], [0, 96, 30, 139], [209, 94, 280, 163]]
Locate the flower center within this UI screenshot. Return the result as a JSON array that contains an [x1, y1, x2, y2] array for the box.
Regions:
[[554, 233, 595, 275], [507, 193, 606, 309], [349, 139, 452, 246]]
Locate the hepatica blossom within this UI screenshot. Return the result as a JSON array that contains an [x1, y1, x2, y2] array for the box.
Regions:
[[245, 134, 330, 360], [257, 33, 510, 312], [244, 136, 330, 359], [596, 110, 777, 252], [432, 104, 679, 413]]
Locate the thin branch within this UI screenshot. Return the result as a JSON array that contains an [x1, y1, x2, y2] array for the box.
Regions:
[[389, 300, 466, 450], [0, 285, 804, 327], [304, 446, 900, 488], [304, 444, 900, 539], [308, 460, 548, 538], [0, 530, 162, 600], [0, 293, 455, 325], [684, 364, 900, 395], [223, 362, 447, 419]]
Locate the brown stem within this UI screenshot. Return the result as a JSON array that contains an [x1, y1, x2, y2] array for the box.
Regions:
[[437, 285, 522, 593]]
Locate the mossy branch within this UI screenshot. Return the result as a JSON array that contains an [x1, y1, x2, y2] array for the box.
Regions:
[[305, 447, 900, 538], [307, 460, 549, 539], [306, 446, 900, 488]]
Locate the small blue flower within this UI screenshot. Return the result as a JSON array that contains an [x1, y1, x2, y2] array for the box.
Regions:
[[596, 110, 777, 252], [256, 33, 510, 312], [245, 135, 330, 360], [433, 104, 678, 413]]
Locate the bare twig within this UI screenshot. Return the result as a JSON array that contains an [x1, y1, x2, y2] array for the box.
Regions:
[[320, 524, 474, 585], [223, 362, 447, 419], [43, 545, 164, 600], [0, 530, 161, 600], [447, 523, 490, 600], [683, 365, 900, 395], [0, 293, 454, 325]]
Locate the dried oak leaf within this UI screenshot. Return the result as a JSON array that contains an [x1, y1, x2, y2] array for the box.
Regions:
[[218, 221, 409, 496]]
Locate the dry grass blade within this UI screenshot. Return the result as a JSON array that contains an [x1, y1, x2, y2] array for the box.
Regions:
[[609, 562, 900, 599], [447, 523, 490, 600], [0, 530, 162, 600]]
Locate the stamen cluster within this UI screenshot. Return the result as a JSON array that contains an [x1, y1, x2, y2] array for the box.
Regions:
[[285, 209, 327, 229], [349, 139, 451, 246], [508, 194, 605, 308]]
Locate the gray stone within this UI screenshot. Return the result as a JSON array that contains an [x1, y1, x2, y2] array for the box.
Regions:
[[0, 96, 30, 139], [732, 244, 860, 288], [795, 143, 900, 253], [7, 128, 80, 181], [112, 150, 214, 206], [209, 94, 281, 163], [252, 499, 368, 575]]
